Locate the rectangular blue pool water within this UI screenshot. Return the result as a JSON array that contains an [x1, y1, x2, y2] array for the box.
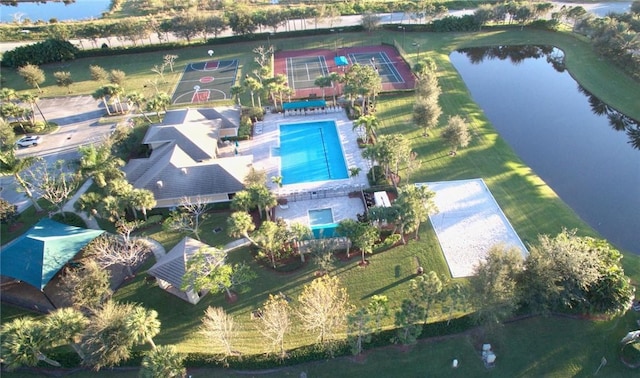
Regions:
[[309, 208, 339, 238], [279, 121, 348, 184]]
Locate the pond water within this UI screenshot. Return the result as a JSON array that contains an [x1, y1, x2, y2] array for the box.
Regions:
[[0, 0, 109, 24], [450, 46, 640, 254]]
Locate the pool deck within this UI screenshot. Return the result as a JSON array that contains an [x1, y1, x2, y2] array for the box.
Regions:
[[233, 108, 368, 226]]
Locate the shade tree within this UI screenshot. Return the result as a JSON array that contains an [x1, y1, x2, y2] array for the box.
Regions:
[[201, 306, 239, 366], [163, 196, 209, 241], [442, 115, 472, 155], [469, 244, 523, 329], [410, 271, 443, 324], [24, 158, 80, 217], [17, 64, 45, 93], [297, 275, 350, 351], [520, 230, 634, 315], [182, 246, 256, 299], [60, 259, 112, 313], [256, 294, 292, 358], [393, 299, 425, 345]]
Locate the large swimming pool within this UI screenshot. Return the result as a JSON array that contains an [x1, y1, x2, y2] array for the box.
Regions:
[[279, 120, 348, 185]]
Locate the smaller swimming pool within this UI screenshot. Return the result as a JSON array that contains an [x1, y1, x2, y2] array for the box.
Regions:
[[309, 208, 339, 238]]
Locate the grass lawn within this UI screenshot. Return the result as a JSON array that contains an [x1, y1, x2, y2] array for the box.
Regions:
[[2, 27, 640, 376]]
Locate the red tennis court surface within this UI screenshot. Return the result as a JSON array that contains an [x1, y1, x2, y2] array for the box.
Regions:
[[274, 45, 415, 99]]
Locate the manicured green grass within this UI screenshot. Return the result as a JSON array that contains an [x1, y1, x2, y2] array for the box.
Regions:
[[2, 27, 640, 376]]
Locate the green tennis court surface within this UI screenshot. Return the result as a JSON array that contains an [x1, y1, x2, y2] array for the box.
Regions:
[[286, 56, 330, 90], [348, 52, 404, 84], [172, 60, 239, 105]]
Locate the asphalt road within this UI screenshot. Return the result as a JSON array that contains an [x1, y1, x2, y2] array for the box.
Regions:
[[0, 2, 632, 53]]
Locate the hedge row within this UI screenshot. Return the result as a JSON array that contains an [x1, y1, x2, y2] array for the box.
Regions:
[[37, 314, 475, 370]]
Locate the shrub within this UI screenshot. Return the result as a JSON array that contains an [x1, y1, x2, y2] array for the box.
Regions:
[[51, 212, 87, 228], [1, 39, 79, 68], [367, 166, 387, 186]]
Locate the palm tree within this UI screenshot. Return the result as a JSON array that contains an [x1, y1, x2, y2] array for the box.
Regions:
[[146, 92, 171, 118], [81, 301, 138, 370], [0, 150, 42, 211], [248, 184, 277, 219], [125, 306, 161, 349], [289, 222, 312, 262], [314, 76, 332, 100], [244, 76, 263, 108], [130, 188, 156, 220], [104, 84, 126, 114], [92, 86, 112, 116], [230, 85, 245, 106], [44, 307, 88, 359], [226, 211, 258, 246], [329, 72, 342, 105], [231, 190, 253, 212], [354, 114, 380, 144], [0, 317, 61, 370], [126, 91, 152, 122], [77, 142, 125, 188], [140, 345, 186, 378], [336, 218, 360, 257], [19, 92, 47, 126]]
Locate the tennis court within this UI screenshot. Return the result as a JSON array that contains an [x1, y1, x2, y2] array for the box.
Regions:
[[286, 56, 330, 90], [347, 52, 404, 84], [171, 60, 239, 105], [274, 45, 415, 99]]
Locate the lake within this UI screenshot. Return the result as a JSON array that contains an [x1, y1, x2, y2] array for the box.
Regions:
[[450, 46, 640, 254], [0, 0, 109, 23]]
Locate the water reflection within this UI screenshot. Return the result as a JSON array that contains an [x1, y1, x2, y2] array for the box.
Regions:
[[458, 45, 640, 150]]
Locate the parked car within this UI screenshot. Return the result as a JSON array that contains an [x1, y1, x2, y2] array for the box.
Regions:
[[16, 135, 41, 148]]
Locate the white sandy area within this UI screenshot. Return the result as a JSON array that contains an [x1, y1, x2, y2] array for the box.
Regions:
[[418, 178, 528, 278]]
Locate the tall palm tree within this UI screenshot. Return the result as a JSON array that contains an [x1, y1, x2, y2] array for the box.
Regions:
[[126, 91, 152, 122], [20, 92, 47, 125], [92, 86, 112, 116], [226, 211, 258, 246], [140, 345, 186, 378], [125, 306, 161, 349], [44, 307, 88, 359], [81, 301, 138, 370], [354, 114, 380, 144], [248, 184, 277, 219], [104, 84, 126, 114], [244, 76, 263, 108], [77, 142, 125, 188], [314, 76, 332, 100], [0, 149, 42, 211], [130, 188, 156, 220], [0, 317, 61, 370]]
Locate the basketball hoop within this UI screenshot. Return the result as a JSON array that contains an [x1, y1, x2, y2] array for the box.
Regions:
[[207, 50, 214, 57], [194, 85, 200, 92]]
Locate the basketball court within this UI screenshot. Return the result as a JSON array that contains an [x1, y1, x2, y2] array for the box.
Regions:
[[171, 60, 239, 105]]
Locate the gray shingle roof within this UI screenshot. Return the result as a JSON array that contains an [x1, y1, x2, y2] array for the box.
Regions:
[[122, 107, 250, 206], [148, 237, 215, 288]]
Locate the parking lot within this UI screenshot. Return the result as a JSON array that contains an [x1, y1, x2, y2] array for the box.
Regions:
[[4, 95, 119, 212]]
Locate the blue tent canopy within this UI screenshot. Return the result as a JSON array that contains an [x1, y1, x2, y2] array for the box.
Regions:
[[334, 56, 349, 66], [0, 219, 104, 290], [283, 100, 326, 111]]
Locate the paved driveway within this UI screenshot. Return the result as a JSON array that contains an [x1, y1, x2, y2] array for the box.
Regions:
[[3, 95, 116, 212]]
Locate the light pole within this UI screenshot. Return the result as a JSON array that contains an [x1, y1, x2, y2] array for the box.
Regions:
[[398, 26, 405, 49]]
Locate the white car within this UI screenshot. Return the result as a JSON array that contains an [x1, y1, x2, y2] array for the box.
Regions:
[[16, 136, 42, 148]]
